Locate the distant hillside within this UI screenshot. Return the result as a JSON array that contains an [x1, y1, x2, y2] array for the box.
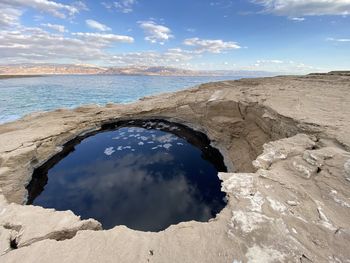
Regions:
[[102, 66, 212, 76], [0, 64, 106, 75], [0, 63, 277, 77], [309, 71, 350, 76]]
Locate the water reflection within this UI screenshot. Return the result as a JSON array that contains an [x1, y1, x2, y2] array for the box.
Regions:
[[27, 120, 227, 231]]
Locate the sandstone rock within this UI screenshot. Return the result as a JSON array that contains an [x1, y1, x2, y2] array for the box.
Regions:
[[0, 74, 350, 262], [0, 227, 13, 256], [291, 156, 319, 179], [344, 159, 350, 181], [0, 195, 101, 253], [252, 134, 315, 170]]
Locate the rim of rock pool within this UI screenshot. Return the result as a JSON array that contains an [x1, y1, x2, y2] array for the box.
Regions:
[[26, 119, 228, 232], [2, 74, 349, 261]]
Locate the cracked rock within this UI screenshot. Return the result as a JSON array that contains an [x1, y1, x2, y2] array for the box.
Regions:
[[0, 74, 350, 262]]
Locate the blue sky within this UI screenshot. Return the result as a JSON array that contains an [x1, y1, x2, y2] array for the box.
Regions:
[[0, 0, 349, 73]]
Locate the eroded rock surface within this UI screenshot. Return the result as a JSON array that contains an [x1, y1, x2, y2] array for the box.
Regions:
[[0, 73, 349, 262]]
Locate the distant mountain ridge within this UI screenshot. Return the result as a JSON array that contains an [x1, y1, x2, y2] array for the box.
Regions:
[[101, 66, 206, 76], [0, 63, 277, 77], [0, 64, 106, 75]]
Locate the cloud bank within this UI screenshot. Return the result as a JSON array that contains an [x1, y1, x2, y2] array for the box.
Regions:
[[183, 38, 241, 53], [254, 0, 350, 17]]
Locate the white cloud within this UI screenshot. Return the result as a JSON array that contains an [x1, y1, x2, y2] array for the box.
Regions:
[[256, 59, 284, 64], [0, 5, 22, 28], [86, 19, 111, 31], [0, 0, 84, 19], [210, 2, 220, 7], [114, 0, 136, 13], [73, 1, 89, 11], [72, 32, 134, 44], [164, 48, 194, 61], [246, 59, 321, 73], [183, 38, 241, 53], [108, 49, 193, 66], [101, 2, 112, 10], [253, 0, 350, 17], [290, 17, 305, 21], [41, 23, 66, 33], [327, 37, 350, 42], [102, 0, 136, 13], [0, 27, 134, 64], [209, 1, 234, 8], [138, 21, 174, 44]]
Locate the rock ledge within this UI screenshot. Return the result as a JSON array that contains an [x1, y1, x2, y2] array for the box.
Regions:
[[0, 74, 350, 262]]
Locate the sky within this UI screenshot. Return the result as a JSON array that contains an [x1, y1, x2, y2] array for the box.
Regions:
[[0, 0, 349, 73]]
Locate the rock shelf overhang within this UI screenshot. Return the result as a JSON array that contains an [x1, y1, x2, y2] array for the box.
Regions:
[[0, 73, 350, 262]]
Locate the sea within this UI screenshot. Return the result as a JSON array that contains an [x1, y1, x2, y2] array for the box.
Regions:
[[0, 75, 244, 124]]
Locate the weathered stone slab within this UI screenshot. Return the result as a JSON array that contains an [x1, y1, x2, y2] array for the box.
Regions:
[[0, 74, 349, 262]]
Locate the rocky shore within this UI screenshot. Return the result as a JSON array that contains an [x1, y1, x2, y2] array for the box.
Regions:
[[0, 73, 349, 262]]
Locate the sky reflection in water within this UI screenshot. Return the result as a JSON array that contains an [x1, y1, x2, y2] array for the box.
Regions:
[[28, 121, 226, 231]]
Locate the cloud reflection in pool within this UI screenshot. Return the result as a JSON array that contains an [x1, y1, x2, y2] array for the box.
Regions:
[[27, 120, 227, 231]]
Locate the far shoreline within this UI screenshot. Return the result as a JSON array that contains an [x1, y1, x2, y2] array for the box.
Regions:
[[0, 75, 44, 80], [0, 73, 258, 79]]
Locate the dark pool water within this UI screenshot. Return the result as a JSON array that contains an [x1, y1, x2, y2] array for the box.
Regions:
[[27, 120, 227, 232]]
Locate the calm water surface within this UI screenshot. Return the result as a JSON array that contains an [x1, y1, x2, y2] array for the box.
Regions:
[[27, 120, 227, 231], [0, 75, 240, 123]]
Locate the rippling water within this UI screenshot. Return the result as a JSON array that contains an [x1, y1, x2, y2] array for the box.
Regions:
[[0, 75, 241, 124]]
